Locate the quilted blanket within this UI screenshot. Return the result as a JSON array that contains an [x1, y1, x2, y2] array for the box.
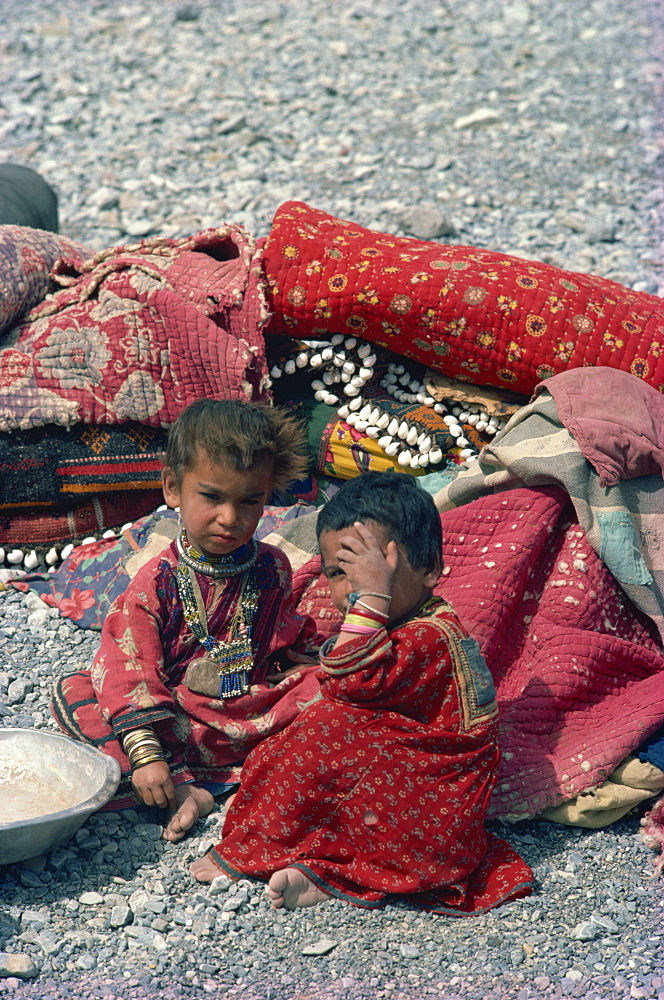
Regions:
[[431, 379, 664, 643], [0, 226, 271, 431], [262, 201, 664, 398], [0, 225, 92, 338]]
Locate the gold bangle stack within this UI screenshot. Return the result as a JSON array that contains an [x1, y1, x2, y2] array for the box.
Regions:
[[121, 727, 167, 770]]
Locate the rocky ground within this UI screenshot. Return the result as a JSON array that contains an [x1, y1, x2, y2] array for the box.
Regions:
[[0, 0, 663, 999]]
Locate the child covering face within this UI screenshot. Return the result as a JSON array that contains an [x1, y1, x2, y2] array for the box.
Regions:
[[52, 399, 321, 841], [192, 471, 533, 915]]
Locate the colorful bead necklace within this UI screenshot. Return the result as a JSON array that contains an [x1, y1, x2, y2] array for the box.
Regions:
[[176, 529, 259, 699]]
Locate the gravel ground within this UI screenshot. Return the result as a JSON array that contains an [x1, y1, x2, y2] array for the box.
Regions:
[[1, 1, 663, 999]]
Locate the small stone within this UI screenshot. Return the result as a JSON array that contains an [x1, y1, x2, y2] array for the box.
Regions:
[[132, 823, 163, 840], [109, 905, 132, 928], [19, 872, 42, 889], [77, 954, 97, 971], [564, 969, 583, 982], [454, 108, 503, 130], [0, 953, 39, 979], [398, 206, 457, 241], [208, 875, 232, 895], [510, 947, 524, 966], [630, 988, 648, 1000], [301, 939, 338, 957], [79, 892, 103, 906], [590, 912, 619, 933], [128, 890, 150, 914], [400, 944, 421, 959], [584, 216, 618, 243], [6, 678, 32, 705], [570, 920, 600, 941], [534, 976, 551, 990], [122, 218, 157, 238]]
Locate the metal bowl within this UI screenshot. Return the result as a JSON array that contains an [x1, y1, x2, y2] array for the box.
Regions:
[[0, 728, 121, 865]]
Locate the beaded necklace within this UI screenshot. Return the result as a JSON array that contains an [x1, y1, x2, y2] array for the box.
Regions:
[[176, 529, 259, 699]]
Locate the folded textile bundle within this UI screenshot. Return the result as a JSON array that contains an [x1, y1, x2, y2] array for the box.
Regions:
[[262, 201, 664, 398], [0, 225, 271, 431], [0, 224, 92, 336]]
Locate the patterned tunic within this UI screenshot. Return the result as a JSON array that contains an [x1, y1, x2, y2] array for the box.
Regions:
[[52, 539, 321, 805], [209, 600, 533, 914]]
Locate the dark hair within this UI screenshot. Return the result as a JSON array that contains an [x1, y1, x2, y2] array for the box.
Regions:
[[316, 471, 442, 572], [165, 398, 307, 493]]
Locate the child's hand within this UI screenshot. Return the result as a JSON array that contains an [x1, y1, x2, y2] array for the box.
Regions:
[[131, 760, 178, 811], [337, 521, 398, 597]]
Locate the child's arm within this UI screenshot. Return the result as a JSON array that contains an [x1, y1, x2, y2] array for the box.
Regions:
[[332, 522, 397, 652]]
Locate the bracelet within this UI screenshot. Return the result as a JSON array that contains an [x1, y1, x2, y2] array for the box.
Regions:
[[121, 726, 167, 770], [348, 591, 391, 606], [344, 610, 385, 629], [339, 623, 381, 636], [352, 598, 389, 618]]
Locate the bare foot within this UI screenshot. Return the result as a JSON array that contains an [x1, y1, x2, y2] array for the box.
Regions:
[[189, 854, 222, 883], [268, 868, 330, 910], [162, 784, 214, 842]]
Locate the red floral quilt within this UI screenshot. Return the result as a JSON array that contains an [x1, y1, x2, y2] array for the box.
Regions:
[[262, 201, 664, 398], [0, 226, 271, 431]]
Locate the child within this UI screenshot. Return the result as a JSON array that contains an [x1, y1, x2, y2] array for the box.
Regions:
[[191, 472, 533, 914], [52, 398, 321, 842]]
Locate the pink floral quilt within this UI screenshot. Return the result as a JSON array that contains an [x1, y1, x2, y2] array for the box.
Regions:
[[0, 226, 271, 431]]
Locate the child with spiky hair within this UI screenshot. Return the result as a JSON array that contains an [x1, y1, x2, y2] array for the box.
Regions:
[[192, 471, 533, 915], [53, 398, 320, 841]]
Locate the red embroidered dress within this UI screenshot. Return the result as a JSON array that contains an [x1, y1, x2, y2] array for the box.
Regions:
[[208, 600, 533, 914], [52, 539, 321, 806]]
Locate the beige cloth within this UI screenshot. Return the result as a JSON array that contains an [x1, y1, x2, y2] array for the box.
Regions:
[[539, 757, 664, 828]]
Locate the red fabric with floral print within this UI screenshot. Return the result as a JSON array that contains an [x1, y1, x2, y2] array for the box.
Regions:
[[262, 201, 664, 397], [2, 226, 270, 432], [209, 601, 533, 913]]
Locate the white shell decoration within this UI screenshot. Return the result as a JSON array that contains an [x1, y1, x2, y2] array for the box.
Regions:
[[337, 404, 350, 419], [342, 361, 355, 374], [419, 436, 432, 454], [456, 436, 469, 448], [344, 337, 357, 349], [354, 420, 369, 432], [61, 543, 75, 560], [270, 366, 282, 378], [386, 385, 396, 395], [24, 550, 39, 570], [284, 360, 296, 374], [385, 442, 400, 457], [311, 379, 325, 391], [350, 376, 365, 388], [358, 343, 372, 359], [331, 333, 344, 345], [45, 547, 60, 566], [366, 426, 381, 438], [349, 395, 364, 410], [409, 454, 420, 469], [346, 413, 358, 426], [7, 550, 24, 564], [323, 393, 339, 405], [475, 420, 488, 432], [321, 347, 334, 361], [406, 426, 419, 446], [387, 418, 399, 436], [378, 435, 393, 449], [398, 450, 412, 466], [467, 413, 479, 426], [448, 423, 462, 438], [344, 384, 361, 396], [377, 413, 390, 429], [340, 371, 351, 383], [460, 448, 475, 460], [397, 421, 409, 440], [418, 453, 430, 467], [322, 371, 335, 385], [429, 447, 443, 464], [310, 354, 324, 368], [296, 352, 309, 368]]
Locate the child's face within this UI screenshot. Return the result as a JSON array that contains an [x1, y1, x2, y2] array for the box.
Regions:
[[319, 521, 440, 626], [162, 449, 273, 559]]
